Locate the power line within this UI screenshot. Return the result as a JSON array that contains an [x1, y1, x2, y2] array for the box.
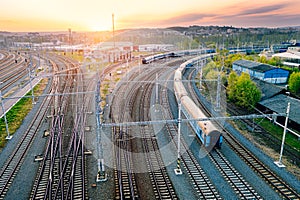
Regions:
[[102, 113, 285, 127]]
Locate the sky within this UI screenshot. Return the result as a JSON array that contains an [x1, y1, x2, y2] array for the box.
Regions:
[[0, 0, 300, 32]]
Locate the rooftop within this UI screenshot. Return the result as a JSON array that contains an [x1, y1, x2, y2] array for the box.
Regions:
[[272, 52, 300, 60], [259, 94, 300, 124], [233, 59, 276, 73], [253, 79, 284, 101]]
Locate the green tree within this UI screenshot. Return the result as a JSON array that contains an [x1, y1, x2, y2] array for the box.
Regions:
[[288, 72, 300, 94], [258, 56, 268, 64], [227, 71, 238, 101], [224, 54, 243, 68], [227, 72, 261, 109], [268, 56, 282, 66]]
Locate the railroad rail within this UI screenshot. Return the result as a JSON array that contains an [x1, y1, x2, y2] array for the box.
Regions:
[[0, 51, 36, 93], [114, 126, 139, 200], [160, 71, 222, 199], [0, 87, 52, 199], [209, 149, 262, 199], [111, 75, 139, 199], [138, 72, 177, 199], [111, 60, 180, 199], [187, 68, 300, 199], [30, 54, 87, 199]]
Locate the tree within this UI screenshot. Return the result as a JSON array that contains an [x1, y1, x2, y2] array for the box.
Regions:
[[227, 71, 238, 101], [258, 55, 268, 64], [268, 56, 282, 66], [227, 72, 261, 109], [288, 72, 300, 94]]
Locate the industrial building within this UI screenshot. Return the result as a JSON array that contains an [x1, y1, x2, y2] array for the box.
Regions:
[[232, 59, 290, 84]]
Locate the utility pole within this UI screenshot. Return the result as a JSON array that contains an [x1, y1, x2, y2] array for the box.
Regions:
[[112, 13, 115, 49], [155, 73, 159, 104], [274, 102, 290, 168], [95, 79, 107, 182], [68, 28, 72, 46], [28, 55, 36, 104], [0, 90, 12, 140], [174, 100, 182, 175], [215, 72, 221, 111], [199, 59, 203, 91]]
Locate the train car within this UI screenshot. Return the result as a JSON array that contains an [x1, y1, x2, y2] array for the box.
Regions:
[[173, 53, 222, 149], [142, 52, 176, 64], [174, 79, 187, 100], [142, 56, 155, 64], [181, 96, 222, 148]]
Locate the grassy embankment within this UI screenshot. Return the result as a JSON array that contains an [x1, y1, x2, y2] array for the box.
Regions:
[[0, 79, 48, 149], [254, 118, 300, 152]]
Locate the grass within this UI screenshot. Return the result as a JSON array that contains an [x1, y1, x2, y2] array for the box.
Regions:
[[255, 118, 300, 152], [0, 79, 48, 149]]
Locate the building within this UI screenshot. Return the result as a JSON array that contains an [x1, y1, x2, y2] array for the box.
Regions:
[[232, 59, 289, 84], [258, 94, 300, 131], [252, 79, 285, 101], [272, 47, 300, 69]]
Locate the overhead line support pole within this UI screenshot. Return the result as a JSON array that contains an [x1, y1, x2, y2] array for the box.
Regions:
[[174, 100, 182, 175], [274, 102, 290, 168], [96, 79, 106, 182], [0, 90, 12, 140]]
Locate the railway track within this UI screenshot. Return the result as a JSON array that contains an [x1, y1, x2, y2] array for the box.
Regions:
[[225, 131, 300, 199], [114, 126, 139, 200], [138, 74, 177, 199], [30, 54, 87, 199], [226, 101, 300, 167], [179, 67, 263, 199], [209, 149, 262, 199], [0, 51, 35, 93], [187, 68, 300, 199], [112, 74, 140, 199], [160, 71, 222, 199], [0, 86, 52, 199], [111, 60, 180, 199]]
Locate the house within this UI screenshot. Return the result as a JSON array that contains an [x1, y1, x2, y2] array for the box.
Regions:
[[232, 59, 289, 84]]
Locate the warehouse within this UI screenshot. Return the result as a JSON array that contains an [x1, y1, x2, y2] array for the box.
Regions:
[[232, 60, 289, 84]]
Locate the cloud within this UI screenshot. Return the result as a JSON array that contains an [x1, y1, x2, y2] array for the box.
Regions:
[[238, 4, 286, 16], [163, 13, 216, 24], [209, 12, 300, 28], [119, 13, 216, 28], [148, 13, 217, 27], [238, 14, 300, 27]]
